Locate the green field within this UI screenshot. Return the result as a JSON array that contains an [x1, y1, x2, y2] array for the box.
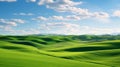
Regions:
[[0, 35, 120, 67]]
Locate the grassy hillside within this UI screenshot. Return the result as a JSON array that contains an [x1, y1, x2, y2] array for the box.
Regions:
[[1, 48, 108, 67], [0, 35, 120, 67]]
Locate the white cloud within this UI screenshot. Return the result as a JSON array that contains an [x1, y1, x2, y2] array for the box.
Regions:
[[90, 12, 110, 23], [0, 19, 17, 26], [52, 16, 64, 20], [37, 22, 120, 35], [55, 7, 109, 19], [3, 27, 42, 35], [38, 0, 82, 12], [33, 15, 81, 21], [3, 26, 15, 32], [33, 12, 109, 22], [0, 0, 16, 2], [0, 18, 25, 32], [39, 22, 81, 35], [38, 0, 87, 15], [66, 15, 81, 20], [38, 0, 82, 6], [93, 12, 109, 19], [113, 10, 120, 17], [74, 26, 120, 35], [12, 29, 41, 35], [26, 0, 36, 2], [1, 20, 119, 35], [37, 0, 110, 21], [7, 21, 17, 26], [51, 15, 81, 20], [32, 16, 48, 21], [14, 13, 34, 16], [11, 19, 25, 23]]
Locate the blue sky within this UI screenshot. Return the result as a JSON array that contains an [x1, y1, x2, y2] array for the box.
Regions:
[[0, 0, 120, 35]]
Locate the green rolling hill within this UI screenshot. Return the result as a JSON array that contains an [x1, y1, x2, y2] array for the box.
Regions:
[[0, 35, 120, 67]]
